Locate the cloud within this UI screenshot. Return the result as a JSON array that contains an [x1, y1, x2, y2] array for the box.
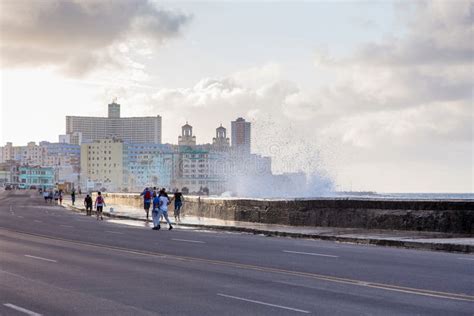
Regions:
[[0, 0, 191, 76]]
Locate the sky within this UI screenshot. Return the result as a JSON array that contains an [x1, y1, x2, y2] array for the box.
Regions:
[[0, 0, 472, 193]]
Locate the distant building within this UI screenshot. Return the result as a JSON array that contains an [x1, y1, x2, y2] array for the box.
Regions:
[[18, 166, 54, 189], [80, 138, 126, 191], [231, 117, 251, 154], [66, 102, 162, 144], [178, 122, 196, 146], [40, 141, 81, 185], [126, 143, 174, 192], [212, 124, 230, 150]]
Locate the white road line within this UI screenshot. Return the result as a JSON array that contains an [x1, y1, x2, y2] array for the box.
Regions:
[[458, 257, 474, 261], [33, 220, 42, 223], [17, 216, 24, 219], [3, 303, 42, 316], [171, 238, 206, 244], [24, 255, 57, 263], [105, 231, 124, 234], [282, 250, 339, 258], [60, 225, 73, 228], [217, 293, 310, 314]]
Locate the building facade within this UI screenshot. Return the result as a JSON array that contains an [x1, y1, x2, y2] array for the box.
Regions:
[[80, 138, 127, 191], [18, 166, 55, 189], [66, 102, 162, 144], [231, 117, 251, 154], [126, 143, 174, 192]]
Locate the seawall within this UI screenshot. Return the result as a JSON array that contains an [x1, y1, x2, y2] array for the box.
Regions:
[[100, 193, 474, 234]]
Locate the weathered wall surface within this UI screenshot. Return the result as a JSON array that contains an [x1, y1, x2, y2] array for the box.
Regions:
[[102, 193, 474, 234]]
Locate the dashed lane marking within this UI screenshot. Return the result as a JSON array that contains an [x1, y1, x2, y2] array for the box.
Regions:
[[60, 225, 73, 228], [171, 238, 206, 244], [217, 293, 310, 314], [282, 250, 339, 258], [458, 257, 474, 261], [3, 303, 42, 316], [105, 231, 124, 235], [24, 255, 57, 263]]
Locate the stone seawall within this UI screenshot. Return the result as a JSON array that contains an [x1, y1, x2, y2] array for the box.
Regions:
[[100, 193, 474, 234]]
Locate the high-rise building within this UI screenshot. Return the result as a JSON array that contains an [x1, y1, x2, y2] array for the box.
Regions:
[[231, 117, 251, 154], [66, 102, 162, 144]]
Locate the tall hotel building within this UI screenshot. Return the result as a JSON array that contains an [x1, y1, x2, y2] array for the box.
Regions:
[[66, 102, 162, 144], [231, 117, 251, 154]]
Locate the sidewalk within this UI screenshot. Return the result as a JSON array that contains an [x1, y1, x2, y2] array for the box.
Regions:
[[62, 197, 474, 253]]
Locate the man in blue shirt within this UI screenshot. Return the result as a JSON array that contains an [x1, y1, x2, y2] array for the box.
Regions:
[[140, 187, 152, 220]]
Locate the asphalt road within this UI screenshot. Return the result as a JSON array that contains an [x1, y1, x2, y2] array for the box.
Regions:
[[1, 191, 473, 315]]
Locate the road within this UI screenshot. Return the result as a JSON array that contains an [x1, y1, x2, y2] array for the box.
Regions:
[[0, 191, 473, 315]]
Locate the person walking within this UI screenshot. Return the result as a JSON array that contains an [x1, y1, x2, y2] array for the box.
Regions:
[[59, 191, 63, 205], [140, 187, 152, 221], [95, 192, 105, 220], [84, 194, 93, 216], [153, 189, 173, 230], [71, 189, 76, 206], [171, 189, 184, 223], [151, 192, 161, 230]]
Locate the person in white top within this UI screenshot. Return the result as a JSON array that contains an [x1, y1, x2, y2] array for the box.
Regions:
[[154, 189, 173, 230]]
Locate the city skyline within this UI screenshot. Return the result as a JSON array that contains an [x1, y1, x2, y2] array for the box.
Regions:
[[0, 0, 472, 193]]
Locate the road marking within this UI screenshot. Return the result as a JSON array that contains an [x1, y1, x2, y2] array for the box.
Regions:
[[458, 257, 474, 261], [33, 220, 42, 223], [4, 228, 473, 303], [171, 238, 206, 244], [17, 216, 24, 218], [60, 225, 73, 228], [24, 255, 57, 263], [217, 293, 310, 314], [105, 231, 123, 234], [283, 250, 339, 258], [3, 303, 42, 316]]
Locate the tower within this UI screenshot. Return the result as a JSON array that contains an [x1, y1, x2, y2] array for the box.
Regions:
[[212, 124, 230, 149], [108, 101, 120, 118], [178, 122, 196, 146]]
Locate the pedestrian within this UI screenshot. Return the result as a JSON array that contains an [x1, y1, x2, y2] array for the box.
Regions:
[[171, 189, 184, 223], [48, 190, 53, 203], [84, 194, 93, 216], [140, 187, 152, 220], [54, 191, 59, 203], [154, 189, 173, 230], [71, 189, 76, 205], [43, 190, 49, 203], [151, 192, 161, 230], [95, 191, 105, 220], [59, 191, 63, 205], [152, 186, 158, 198]]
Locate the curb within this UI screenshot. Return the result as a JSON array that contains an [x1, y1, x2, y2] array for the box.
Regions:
[[62, 205, 473, 253]]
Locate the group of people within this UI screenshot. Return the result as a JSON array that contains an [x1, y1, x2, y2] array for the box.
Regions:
[[43, 190, 63, 205], [141, 187, 184, 230]]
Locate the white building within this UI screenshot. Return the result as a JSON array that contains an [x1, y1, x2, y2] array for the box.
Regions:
[[66, 102, 162, 144]]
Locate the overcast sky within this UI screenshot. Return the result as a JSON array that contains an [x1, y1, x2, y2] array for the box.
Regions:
[[0, 0, 472, 193]]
